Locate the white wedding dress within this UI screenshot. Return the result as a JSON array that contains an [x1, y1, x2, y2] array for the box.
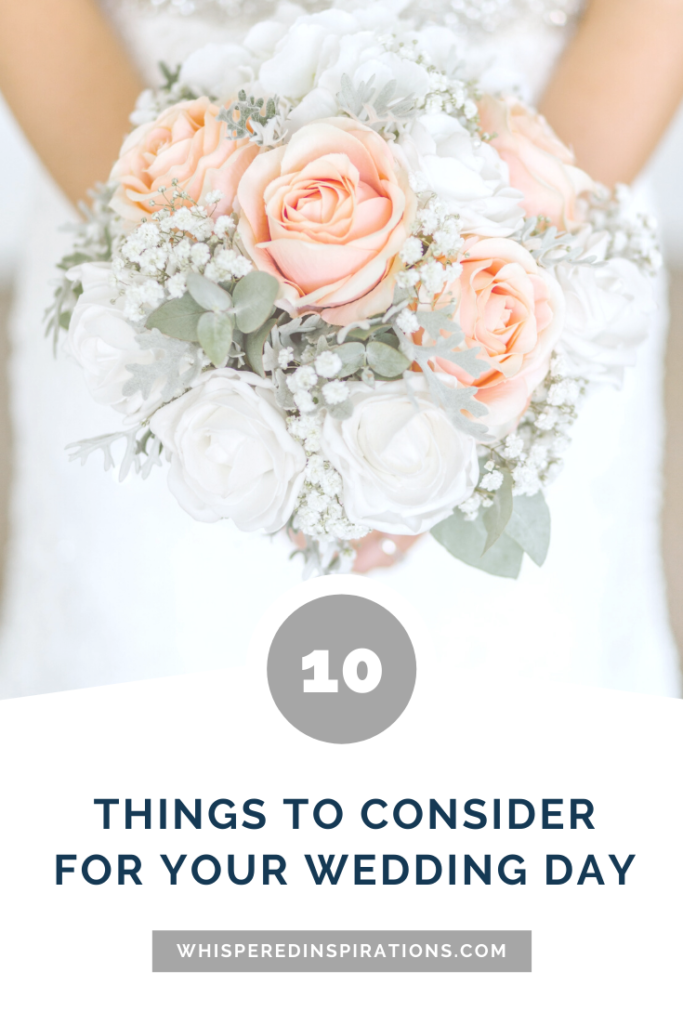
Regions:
[[0, 0, 679, 698]]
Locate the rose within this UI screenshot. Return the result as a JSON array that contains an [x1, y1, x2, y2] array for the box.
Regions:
[[478, 95, 595, 231], [237, 117, 416, 326], [321, 377, 479, 534], [65, 263, 194, 424], [110, 98, 259, 224], [553, 231, 654, 384], [178, 44, 258, 102], [150, 369, 306, 531], [250, 7, 429, 115], [421, 237, 564, 437], [398, 113, 525, 237]]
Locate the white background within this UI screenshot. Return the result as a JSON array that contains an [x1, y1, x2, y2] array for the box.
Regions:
[[0, 577, 680, 1024]]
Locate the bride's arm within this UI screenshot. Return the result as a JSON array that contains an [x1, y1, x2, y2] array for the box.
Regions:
[[0, 0, 144, 206], [539, 0, 683, 185]]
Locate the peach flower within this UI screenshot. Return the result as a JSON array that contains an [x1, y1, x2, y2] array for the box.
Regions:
[[419, 237, 564, 438], [110, 97, 258, 223], [236, 117, 417, 326], [478, 95, 595, 231]]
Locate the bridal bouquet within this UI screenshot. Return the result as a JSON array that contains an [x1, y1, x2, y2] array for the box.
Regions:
[[49, 3, 660, 576]]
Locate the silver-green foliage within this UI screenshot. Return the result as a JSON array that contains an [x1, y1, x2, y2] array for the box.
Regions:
[[145, 270, 279, 368]]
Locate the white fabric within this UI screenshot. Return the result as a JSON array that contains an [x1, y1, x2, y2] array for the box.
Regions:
[[0, 0, 679, 697]]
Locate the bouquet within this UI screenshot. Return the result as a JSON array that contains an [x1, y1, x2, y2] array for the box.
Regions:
[[49, 3, 660, 576]]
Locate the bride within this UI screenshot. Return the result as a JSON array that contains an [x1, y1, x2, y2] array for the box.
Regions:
[[0, 0, 680, 697]]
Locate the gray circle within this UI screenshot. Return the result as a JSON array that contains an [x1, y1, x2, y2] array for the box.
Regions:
[[267, 594, 416, 743]]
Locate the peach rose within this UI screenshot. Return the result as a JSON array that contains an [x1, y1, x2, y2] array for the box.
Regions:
[[419, 237, 564, 437], [110, 97, 258, 223], [478, 95, 595, 231], [236, 117, 417, 326]]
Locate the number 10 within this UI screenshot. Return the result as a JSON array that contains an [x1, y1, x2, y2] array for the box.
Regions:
[[302, 649, 382, 694]]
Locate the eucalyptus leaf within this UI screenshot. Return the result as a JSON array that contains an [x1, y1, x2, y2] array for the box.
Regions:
[[145, 292, 204, 342], [334, 342, 366, 377], [244, 319, 275, 378], [186, 272, 232, 312], [197, 311, 234, 367], [482, 469, 513, 554], [366, 341, 411, 379], [505, 491, 551, 567], [232, 272, 279, 333], [431, 510, 523, 579]]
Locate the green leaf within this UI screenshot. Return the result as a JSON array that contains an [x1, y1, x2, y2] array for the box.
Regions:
[[145, 292, 204, 342], [244, 319, 275, 378], [232, 272, 279, 333], [505, 491, 551, 567], [482, 469, 513, 554], [186, 272, 232, 312], [431, 509, 524, 579], [366, 341, 411, 379], [334, 342, 366, 377], [197, 311, 233, 367]]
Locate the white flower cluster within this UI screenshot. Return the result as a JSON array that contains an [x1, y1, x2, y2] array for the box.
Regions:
[[292, 453, 368, 541], [457, 354, 585, 520], [374, 33, 480, 133], [111, 191, 252, 320], [397, 197, 463, 301], [589, 185, 662, 275]]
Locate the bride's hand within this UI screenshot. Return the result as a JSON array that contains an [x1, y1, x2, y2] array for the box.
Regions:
[[352, 532, 423, 573]]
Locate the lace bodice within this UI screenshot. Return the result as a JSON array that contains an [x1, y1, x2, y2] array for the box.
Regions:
[[116, 0, 584, 32], [104, 0, 586, 103]]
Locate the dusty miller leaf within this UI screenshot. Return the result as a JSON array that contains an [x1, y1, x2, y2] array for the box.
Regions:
[[325, 398, 354, 420], [123, 328, 201, 405], [274, 368, 298, 411], [415, 306, 459, 339], [336, 74, 415, 130], [65, 427, 163, 483], [421, 366, 489, 439]]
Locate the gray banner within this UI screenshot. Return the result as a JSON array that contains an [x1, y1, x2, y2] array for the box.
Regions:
[[152, 930, 531, 973]]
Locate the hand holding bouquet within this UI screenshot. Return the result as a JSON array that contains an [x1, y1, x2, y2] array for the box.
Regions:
[[50, 4, 660, 576]]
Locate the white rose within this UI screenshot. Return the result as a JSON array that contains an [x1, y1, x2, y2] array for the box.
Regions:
[[179, 44, 257, 101], [398, 114, 525, 237], [65, 263, 191, 425], [150, 369, 306, 531], [321, 377, 479, 535], [252, 7, 430, 124], [256, 10, 360, 99], [554, 232, 655, 385]]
